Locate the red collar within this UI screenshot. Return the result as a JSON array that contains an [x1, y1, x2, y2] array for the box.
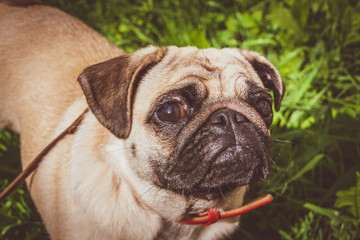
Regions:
[[178, 194, 273, 226]]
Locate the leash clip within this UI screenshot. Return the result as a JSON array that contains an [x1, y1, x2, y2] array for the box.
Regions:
[[199, 209, 220, 226]]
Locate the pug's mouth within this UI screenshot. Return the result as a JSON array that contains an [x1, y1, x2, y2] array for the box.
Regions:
[[189, 146, 265, 199], [159, 143, 270, 200]]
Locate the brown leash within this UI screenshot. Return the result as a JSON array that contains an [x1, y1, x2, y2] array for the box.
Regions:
[[0, 108, 89, 202]]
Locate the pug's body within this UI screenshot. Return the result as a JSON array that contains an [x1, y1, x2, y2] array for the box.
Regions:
[[0, 1, 284, 239]]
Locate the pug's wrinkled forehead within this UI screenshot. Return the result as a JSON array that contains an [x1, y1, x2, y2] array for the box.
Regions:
[[137, 47, 265, 106]]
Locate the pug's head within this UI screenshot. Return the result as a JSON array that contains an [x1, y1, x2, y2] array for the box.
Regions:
[[78, 46, 284, 212]]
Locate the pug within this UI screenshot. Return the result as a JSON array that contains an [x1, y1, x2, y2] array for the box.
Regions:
[[0, 1, 284, 240]]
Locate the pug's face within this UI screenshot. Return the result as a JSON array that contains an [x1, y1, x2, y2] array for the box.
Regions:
[[78, 46, 284, 211]]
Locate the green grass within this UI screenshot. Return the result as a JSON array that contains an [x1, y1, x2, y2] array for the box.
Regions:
[[1, 0, 360, 239]]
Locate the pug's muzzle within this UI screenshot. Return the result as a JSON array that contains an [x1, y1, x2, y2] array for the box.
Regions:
[[157, 108, 270, 200]]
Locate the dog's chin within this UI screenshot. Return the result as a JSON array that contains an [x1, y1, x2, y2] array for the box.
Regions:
[[187, 183, 243, 201], [186, 176, 253, 201], [181, 148, 266, 200]]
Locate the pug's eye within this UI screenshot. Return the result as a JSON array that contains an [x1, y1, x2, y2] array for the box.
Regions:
[[157, 102, 187, 123], [256, 99, 271, 117]]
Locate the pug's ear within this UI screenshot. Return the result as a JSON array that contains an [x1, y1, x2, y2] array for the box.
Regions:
[[78, 46, 168, 139], [240, 50, 285, 111]]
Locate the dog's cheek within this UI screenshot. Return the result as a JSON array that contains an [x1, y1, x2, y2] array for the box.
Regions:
[[125, 127, 172, 181]]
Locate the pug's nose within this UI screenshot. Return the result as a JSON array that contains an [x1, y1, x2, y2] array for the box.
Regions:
[[210, 109, 248, 127]]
